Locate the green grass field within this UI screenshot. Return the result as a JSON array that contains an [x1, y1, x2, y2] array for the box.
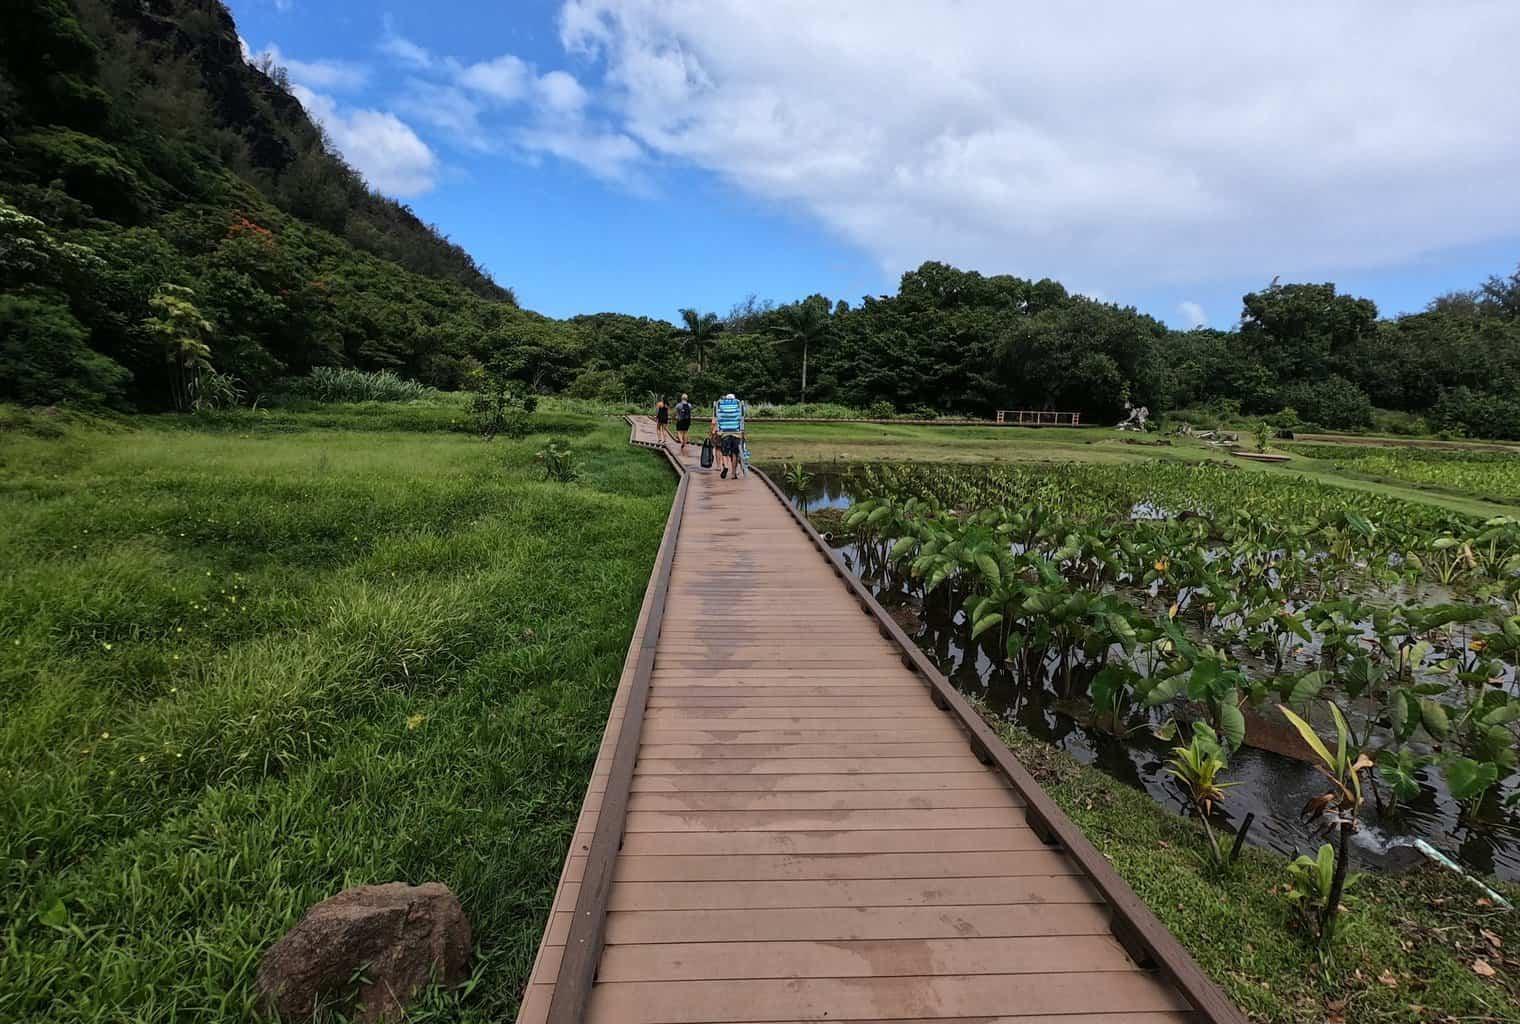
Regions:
[[0, 404, 671, 1022]]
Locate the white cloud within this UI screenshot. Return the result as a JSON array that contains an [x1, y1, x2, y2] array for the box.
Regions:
[[293, 85, 438, 196], [253, 43, 369, 92], [519, 124, 648, 189], [535, 70, 589, 115], [394, 79, 496, 151], [1179, 300, 1208, 329], [556, 0, 1520, 288], [380, 17, 434, 69], [459, 54, 531, 103], [378, 30, 627, 184]]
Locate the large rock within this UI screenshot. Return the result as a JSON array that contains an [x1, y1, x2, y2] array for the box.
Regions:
[[255, 882, 471, 1023]]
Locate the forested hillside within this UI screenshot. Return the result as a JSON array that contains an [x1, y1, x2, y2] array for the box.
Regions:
[[3, 2, 1519, 435], [1, 0, 534, 409]]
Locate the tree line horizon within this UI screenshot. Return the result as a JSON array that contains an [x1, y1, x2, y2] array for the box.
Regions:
[[3, 0, 1520, 437]]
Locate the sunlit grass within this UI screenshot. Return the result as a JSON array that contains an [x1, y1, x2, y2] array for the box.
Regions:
[[0, 407, 670, 1022]]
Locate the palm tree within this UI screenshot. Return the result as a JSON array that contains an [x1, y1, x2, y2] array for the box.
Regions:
[[675, 308, 722, 373], [771, 295, 832, 403]]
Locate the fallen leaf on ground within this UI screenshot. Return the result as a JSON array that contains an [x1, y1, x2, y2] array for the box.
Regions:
[[1471, 958, 1496, 977]]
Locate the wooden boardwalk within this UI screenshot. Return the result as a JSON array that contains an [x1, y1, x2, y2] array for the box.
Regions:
[[515, 416, 1243, 1023]]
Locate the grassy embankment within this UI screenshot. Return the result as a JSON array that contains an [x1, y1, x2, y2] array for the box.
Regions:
[[746, 420, 1520, 519], [980, 710, 1520, 1023], [0, 402, 671, 1022]]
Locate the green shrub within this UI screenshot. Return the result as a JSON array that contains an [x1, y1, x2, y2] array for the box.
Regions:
[[0, 289, 130, 406], [283, 368, 432, 404], [14, 127, 148, 222], [867, 399, 896, 419], [1431, 387, 1520, 441], [1278, 376, 1374, 431]]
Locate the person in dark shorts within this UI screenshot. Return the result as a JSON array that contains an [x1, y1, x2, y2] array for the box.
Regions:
[[673, 393, 693, 452], [714, 393, 745, 480], [654, 397, 670, 441]]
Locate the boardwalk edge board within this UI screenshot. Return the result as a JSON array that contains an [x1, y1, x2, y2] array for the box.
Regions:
[[751, 465, 1247, 1024], [545, 422, 686, 1023]]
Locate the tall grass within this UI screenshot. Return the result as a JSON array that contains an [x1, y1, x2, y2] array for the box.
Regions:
[[0, 409, 671, 1021], [282, 367, 436, 404]]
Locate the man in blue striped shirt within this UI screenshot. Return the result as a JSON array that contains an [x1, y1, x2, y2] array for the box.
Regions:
[[714, 393, 745, 480]]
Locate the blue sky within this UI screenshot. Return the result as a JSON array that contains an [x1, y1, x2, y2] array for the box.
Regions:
[[230, 1, 1520, 328]]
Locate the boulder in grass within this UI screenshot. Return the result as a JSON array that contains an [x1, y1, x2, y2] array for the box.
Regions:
[[255, 882, 471, 1023]]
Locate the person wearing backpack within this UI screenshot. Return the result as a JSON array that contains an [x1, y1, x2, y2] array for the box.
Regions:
[[714, 393, 745, 480], [674, 394, 694, 452]]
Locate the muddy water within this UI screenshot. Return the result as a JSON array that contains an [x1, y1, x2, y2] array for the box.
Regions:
[[773, 470, 1520, 882]]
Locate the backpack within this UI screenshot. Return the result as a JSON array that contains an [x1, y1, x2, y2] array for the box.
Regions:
[[700, 438, 714, 468]]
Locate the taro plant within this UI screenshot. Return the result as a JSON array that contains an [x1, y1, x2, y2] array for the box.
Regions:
[[536, 442, 579, 482], [1282, 843, 1356, 940], [1160, 720, 1239, 869], [782, 462, 812, 511], [1278, 701, 1371, 948]]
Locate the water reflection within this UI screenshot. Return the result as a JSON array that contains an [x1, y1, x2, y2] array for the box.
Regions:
[[774, 469, 1520, 882]]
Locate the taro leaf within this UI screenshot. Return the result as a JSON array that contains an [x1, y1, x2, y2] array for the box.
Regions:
[[1023, 592, 1061, 615], [1444, 757, 1500, 801], [1479, 702, 1520, 727], [1376, 749, 1423, 802], [1420, 699, 1451, 740], [1288, 671, 1328, 708], [1316, 842, 1336, 894], [889, 536, 917, 560], [866, 505, 892, 526], [1145, 674, 1188, 707], [1478, 726, 1519, 770], [971, 613, 1003, 641], [1344, 656, 1383, 700], [1217, 697, 1246, 754], [1106, 613, 1136, 654], [1152, 718, 1179, 741], [974, 553, 1002, 587], [1192, 721, 1223, 756], [1090, 664, 1128, 716], [1392, 689, 1422, 743], [1005, 631, 1025, 658]]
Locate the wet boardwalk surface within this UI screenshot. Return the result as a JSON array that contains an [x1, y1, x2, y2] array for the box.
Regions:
[[516, 417, 1234, 1023]]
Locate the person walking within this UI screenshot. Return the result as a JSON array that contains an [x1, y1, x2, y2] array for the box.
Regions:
[[714, 392, 745, 480], [674, 393, 693, 452], [654, 396, 670, 442]]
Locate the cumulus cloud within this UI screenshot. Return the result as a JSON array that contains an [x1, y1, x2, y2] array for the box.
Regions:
[[1179, 301, 1208, 329], [252, 43, 369, 92], [556, 0, 1520, 288], [378, 24, 635, 184], [459, 54, 531, 103], [293, 85, 438, 196]]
